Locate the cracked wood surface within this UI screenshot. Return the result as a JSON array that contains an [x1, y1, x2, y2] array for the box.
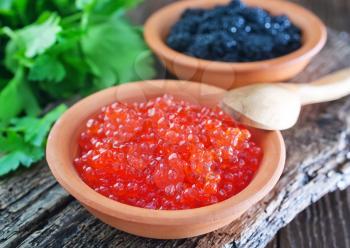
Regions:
[[2, 1, 350, 247], [1, 29, 350, 248]]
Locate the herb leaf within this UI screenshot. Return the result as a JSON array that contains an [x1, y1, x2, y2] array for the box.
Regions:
[[0, 68, 24, 121], [4, 13, 62, 72], [10, 104, 67, 146], [0, 134, 44, 176], [0, 104, 66, 176], [0, 0, 153, 176], [29, 54, 66, 82], [76, 0, 142, 14], [21, 79, 41, 116], [0, 68, 41, 121], [19, 14, 62, 58], [82, 16, 155, 89]]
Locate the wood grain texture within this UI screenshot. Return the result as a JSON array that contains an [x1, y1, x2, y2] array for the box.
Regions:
[[1, 1, 350, 248], [0, 30, 350, 248], [133, 1, 350, 246], [279, 189, 350, 248], [272, 0, 350, 247]]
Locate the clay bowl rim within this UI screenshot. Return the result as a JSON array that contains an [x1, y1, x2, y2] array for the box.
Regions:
[[144, 0, 327, 72], [46, 80, 286, 226]]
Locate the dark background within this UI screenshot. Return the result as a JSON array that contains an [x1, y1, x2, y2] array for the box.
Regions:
[[131, 0, 350, 33], [131, 1, 350, 247]]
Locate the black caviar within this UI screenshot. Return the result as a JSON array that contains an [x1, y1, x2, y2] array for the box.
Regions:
[[166, 0, 302, 62]]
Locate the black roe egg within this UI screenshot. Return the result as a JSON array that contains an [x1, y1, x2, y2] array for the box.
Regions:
[[166, 0, 302, 62]]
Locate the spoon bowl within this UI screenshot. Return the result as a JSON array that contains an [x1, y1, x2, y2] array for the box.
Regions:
[[221, 68, 350, 130], [46, 80, 285, 239], [222, 83, 301, 130]]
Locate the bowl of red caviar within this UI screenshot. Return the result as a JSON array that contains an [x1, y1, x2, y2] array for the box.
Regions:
[[144, 0, 327, 89], [46, 80, 285, 239]]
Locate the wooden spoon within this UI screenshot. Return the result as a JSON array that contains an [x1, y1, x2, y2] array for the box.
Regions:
[[221, 68, 350, 130]]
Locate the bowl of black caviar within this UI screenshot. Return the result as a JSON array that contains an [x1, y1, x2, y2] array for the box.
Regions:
[[144, 0, 327, 89]]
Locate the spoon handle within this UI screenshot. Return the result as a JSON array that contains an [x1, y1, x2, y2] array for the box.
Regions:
[[290, 68, 350, 105]]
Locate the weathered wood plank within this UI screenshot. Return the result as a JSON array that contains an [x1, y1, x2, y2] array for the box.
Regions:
[[0, 29, 349, 248], [0, 162, 54, 210], [16, 201, 198, 248], [0, 162, 72, 247], [2, 0, 350, 244], [278, 189, 350, 248], [133, 1, 350, 246], [275, 0, 350, 245], [197, 29, 350, 248]]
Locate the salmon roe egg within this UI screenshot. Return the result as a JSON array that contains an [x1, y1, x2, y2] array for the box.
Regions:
[[74, 94, 263, 210]]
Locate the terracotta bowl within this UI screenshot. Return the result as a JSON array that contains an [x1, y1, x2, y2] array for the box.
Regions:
[[46, 80, 286, 239], [144, 0, 327, 89]]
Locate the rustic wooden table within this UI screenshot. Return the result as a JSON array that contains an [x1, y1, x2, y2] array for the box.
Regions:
[[131, 1, 350, 246], [1, 1, 350, 248], [265, 1, 350, 247], [131, 1, 350, 247]]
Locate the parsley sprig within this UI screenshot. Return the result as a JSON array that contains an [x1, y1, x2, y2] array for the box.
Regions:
[[0, 0, 155, 176]]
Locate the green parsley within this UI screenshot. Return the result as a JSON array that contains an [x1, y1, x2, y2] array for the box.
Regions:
[[0, 0, 155, 176]]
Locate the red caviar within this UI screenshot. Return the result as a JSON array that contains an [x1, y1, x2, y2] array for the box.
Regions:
[[74, 95, 262, 210]]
